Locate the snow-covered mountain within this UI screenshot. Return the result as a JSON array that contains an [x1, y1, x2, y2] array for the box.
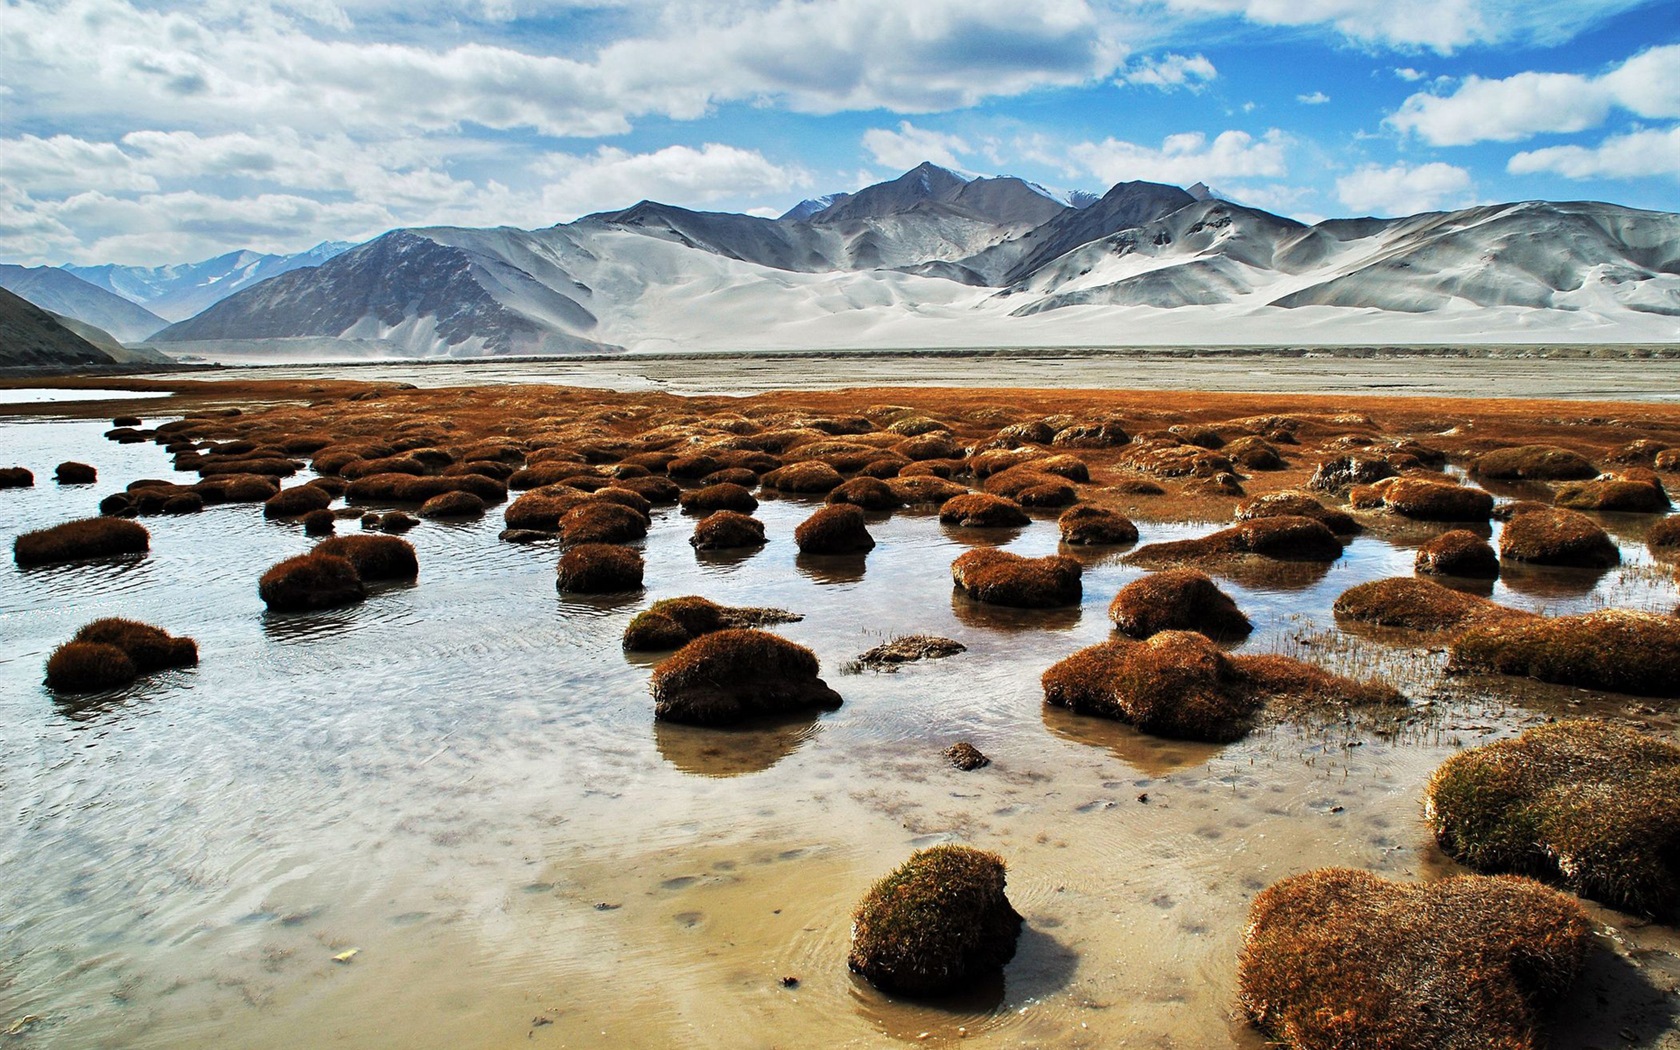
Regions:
[[0, 265, 168, 343], [65, 242, 353, 322], [135, 164, 1680, 359]]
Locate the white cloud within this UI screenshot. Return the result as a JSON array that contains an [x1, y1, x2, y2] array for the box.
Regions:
[[1069, 129, 1289, 186], [536, 143, 811, 220], [1394, 67, 1427, 81], [1297, 91, 1330, 105], [861, 122, 973, 171], [1508, 125, 1680, 181], [1390, 44, 1680, 145], [1116, 53, 1217, 91], [1336, 162, 1473, 215], [1153, 0, 1650, 53]]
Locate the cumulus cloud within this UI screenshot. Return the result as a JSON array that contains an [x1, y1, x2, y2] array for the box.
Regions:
[[1116, 53, 1217, 90], [1336, 162, 1474, 215], [1394, 67, 1427, 81], [1390, 44, 1680, 145], [862, 122, 973, 171], [535, 143, 811, 220], [1153, 0, 1650, 53], [1069, 130, 1288, 186], [1297, 91, 1330, 105], [1509, 126, 1680, 181]]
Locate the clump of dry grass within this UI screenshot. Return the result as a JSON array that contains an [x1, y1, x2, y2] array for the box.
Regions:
[[0, 466, 33, 488], [559, 501, 649, 545], [263, 484, 334, 519], [690, 510, 766, 550], [259, 552, 366, 611], [1498, 506, 1619, 568], [982, 467, 1077, 507], [1126, 516, 1343, 567], [45, 617, 198, 692], [1109, 569, 1251, 641], [54, 461, 97, 484], [1553, 475, 1671, 513], [1058, 504, 1138, 545], [826, 476, 901, 510], [1370, 477, 1495, 521], [1235, 491, 1359, 535], [1415, 529, 1499, 578], [503, 489, 589, 531], [1238, 868, 1593, 1050], [557, 543, 643, 593], [944, 741, 989, 770], [794, 505, 875, 554], [419, 490, 486, 519], [1051, 420, 1129, 447], [625, 597, 800, 650], [1648, 515, 1680, 553], [615, 475, 681, 503], [302, 509, 335, 535], [1043, 631, 1400, 741], [1224, 435, 1285, 470], [651, 628, 840, 724], [888, 475, 970, 505], [1334, 578, 1529, 632], [939, 493, 1028, 528], [1426, 719, 1680, 917], [679, 482, 759, 514], [1449, 609, 1680, 696], [847, 845, 1022, 997], [14, 517, 149, 567], [1474, 444, 1598, 481], [1307, 455, 1396, 493], [762, 461, 844, 494], [952, 549, 1082, 608], [345, 472, 506, 505], [314, 534, 419, 580]]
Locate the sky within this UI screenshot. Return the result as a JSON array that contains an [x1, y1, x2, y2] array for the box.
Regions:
[[2, 0, 1679, 266]]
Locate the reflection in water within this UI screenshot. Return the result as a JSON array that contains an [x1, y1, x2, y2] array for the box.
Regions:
[[1041, 704, 1224, 777], [1206, 555, 1334, 593], [654, 715, 822, 777], [556, 587, 646, 613], [261, 607, 362, 642], [950, 590, 1082, 632], [795, 551, 869, 585], [1425, 572, 1498, 598], [1498, 560, 1614, 600], [693, 545, 762, 572], [939, 524, 1026, 549]]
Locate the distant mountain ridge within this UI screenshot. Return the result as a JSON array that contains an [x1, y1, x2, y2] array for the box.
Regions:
[[30, 162, 1680, 360], [65, 242, 353, 322], [0, 286, 171, 369]]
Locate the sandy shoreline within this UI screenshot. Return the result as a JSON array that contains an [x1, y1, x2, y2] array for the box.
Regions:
[[74, 346, 1680, 401]]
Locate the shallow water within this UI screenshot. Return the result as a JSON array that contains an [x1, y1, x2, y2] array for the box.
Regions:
[[0, 388, 163, 406], [2, 409, 1679, 1048]]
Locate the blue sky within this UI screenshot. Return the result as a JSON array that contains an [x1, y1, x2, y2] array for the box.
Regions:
[[2, 0, 1678, 265]]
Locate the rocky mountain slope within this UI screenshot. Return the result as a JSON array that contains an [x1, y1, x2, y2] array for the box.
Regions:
[[104, 163, 1680, 358], [0, 286, 172, 369]]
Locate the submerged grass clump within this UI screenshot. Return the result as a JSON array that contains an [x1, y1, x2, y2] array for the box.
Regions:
[[793, 505, 875, 554], [1425, 720, 1680, 917], [938, 493, 1028, 528], [1234, 490, 1358, 535], [313, 534, 419, 581], [419, 490, 486, 519], [689, 510, 766, 550], [559, 501, 649, 545], [847, 845, 1022, 997], [1497, 506, 1620, 568], [1370, 477, 1495, 521], [258, 552, 366, 612], [46, 617, 199, 692], [650, 628, 840, 725], [678, 482, 759, 514], [557, 543, 644, 593], [623, 597, 799, 651], [1057, 504, 1138, 545], [14, 517, 149, 567], [1126, 516, 1343, 567], [54, 461, 97, 484], [1238, 868, 1593, 1050], [1474, 444, 1598, 480], [951, 549, 1081, 608], [1108, 568, 1251, 641], [1334, 577, 1529, 632], [1043, 631, 1401, 742], [263, 484, 334, 519], [1449, 609, 1680, 696], [0, 466, 33, 488], [44, 643, 136, 692], [1415, 528, 1499, 578]]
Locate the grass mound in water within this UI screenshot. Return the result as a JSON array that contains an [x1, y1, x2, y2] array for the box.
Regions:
[[951, 549, 1081, 608], [556, 543, 644, 593], [1108, 568, 1251, 641], [14, 517, 149, 567], [1414, 529, 1499, 578], [1333, 577, 1529, 632], [1237, 867, 1593, 1050], [1425, 719, 1680, 917], [313, 534, 419, 581], [1449, 609, 1680, 697], [259, 552, 366, 612], [650, 628, 840, 724], [847, 845, 1022, 997], [794, 505, 875, 554]]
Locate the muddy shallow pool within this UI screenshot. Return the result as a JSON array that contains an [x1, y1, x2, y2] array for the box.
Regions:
[[3, 408, 1679, 1049]]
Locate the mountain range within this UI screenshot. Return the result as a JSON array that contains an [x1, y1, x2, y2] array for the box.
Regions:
[[61, 242, 353, 322], [8, 164, 1680, 362]]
